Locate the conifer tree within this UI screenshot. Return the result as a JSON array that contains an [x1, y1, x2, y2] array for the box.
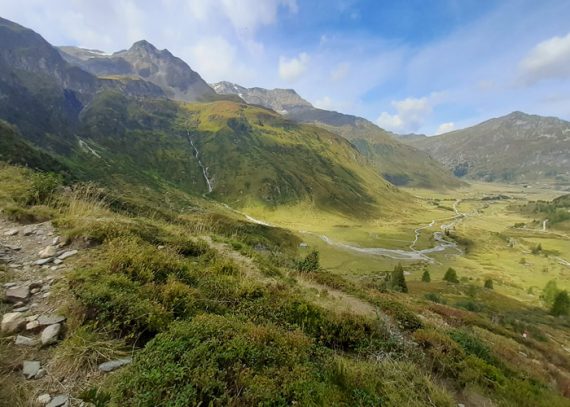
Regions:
[[391, 263, 408, 293], [443, 267, 459, 283]]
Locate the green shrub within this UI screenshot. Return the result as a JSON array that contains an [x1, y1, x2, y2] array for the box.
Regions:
[[296, 250, 320, 273], [455, 300, 482, 312], [390, 263, 408, 293], [421, 269, 431, 282], [484, 279, 494, 289], [113, 315, 331, 406], [443, 267, 459, 283], [551, 290, 570, 316], [541, 280, 560, 306], [424, 292, 446, 304]]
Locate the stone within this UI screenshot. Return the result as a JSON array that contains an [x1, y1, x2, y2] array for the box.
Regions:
[[98, 357, 133, 372], [41, 323, 61, 345], [53, 258, 63, 265], [37, 394, 52, 405], [29, 281, 43, 289], [46, 395, 68, 407], [34, 258, 53, 266], [38, 314, 66, 326], [39, 246, 57, 259], [13, 306, 29, 312], [30, 288, 40, 295], [42, 292, 51, 299], [26, 314, 39, 322], [35, 368, 46, 379], [1, 312, 25, 333], [15, 335, 37, 346], [22, 226, 34, 236], [4, 228, 19, 236], [3, 282, 17, 288], [26, 320, 40, 331], [5, 285, 30, 303], [52, 236, 60, 245], [57, 250, 78, 260], [5, 244, 21, 250], [22, 360, 40, 379]]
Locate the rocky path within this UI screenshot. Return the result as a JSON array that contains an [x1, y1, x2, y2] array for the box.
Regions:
[[0, 219, 104, 406]]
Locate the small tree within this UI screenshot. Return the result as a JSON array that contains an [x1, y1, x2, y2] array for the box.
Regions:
[[297, 250, 320, 273], [443, 267, 459, 283], [421, 269, 431, 283], [484, 279, 494, 289], [551, 291, 570, 316], [541, 280, 559, 306], [390, 263, 408, 293]]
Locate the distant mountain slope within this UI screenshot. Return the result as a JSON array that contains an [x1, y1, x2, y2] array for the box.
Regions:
[[409, 112, 570, 183], [211, 81, 462, 189], [0, 16, 405, 218], [59, 41, 217, 102]]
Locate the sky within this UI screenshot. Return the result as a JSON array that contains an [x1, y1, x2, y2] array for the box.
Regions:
[[1, 0, 570, 135]]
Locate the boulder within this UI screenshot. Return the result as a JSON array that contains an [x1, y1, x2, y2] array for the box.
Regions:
[[41, 323, 61, 346], [5, 285, 30, 303], [1, 312, 25, 333]]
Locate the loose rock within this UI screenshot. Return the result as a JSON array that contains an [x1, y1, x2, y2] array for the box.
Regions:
[[41, 323, 61, 345], [15, 335, 37, 346], [26, 320, 40, 331], [22, 360, 40, 379], [34, 258, 52, 266], [5, 285, 30, 303], [37, 394, 52, 405], [4, 228, 19, 236], [46, 394, 69, 407], [98, 357, 133, 372], [39, 246, 57, 259], [57, 250, 78, 260], [1, 312, 26, 333], [38, 314, 66, 326], [22, 226, 34, 236]]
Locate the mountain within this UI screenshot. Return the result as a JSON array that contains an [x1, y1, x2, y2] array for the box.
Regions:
[[211, 81, 462, 189], [59, 40, 217, 102], [408, 111, 570, 183], [0, 17, 403, 218]]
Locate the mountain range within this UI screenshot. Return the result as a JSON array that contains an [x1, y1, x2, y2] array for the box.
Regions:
[[211, 81, 462, 189], [406, 111, 570, 184], [0, 16, 404, 218]]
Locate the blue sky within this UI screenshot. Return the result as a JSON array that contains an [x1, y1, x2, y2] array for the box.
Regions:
[[1, 0, 570, 134]]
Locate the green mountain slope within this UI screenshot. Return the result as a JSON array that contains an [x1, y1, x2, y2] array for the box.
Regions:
[[0, 17, 404, 219], [211, 81, 462, 189], [409, 111, 570, 184]]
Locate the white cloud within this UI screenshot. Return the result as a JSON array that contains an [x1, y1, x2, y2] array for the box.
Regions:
[[376, 96, 431, 132], [278, 52, 309, 81], [330, 62, 350, 82], [435, 122, 455, 135], [519, 32, 570, 85], [187, 36, 237, 80], [219, 0, 297, 32]]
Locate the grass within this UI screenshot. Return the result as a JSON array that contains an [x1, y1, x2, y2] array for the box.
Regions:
[[1, 163, 569, 406]]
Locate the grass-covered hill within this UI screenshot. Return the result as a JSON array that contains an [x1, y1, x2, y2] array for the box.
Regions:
[[408, 111, 570, 184], [211, 81, 463, 189], [2, 163, 570, 406]]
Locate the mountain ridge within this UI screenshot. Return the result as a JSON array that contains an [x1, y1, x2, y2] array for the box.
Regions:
[[408, 111, 570, 183], [211, 81, 463, 189]]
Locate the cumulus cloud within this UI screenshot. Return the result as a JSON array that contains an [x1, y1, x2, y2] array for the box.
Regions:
[[377, 96, 431, 132], [330, 62, 350, 81], [519, 32, 570, 85], [435, 122, 455, 135], [279, 52, 309, 81], [186, 36, 237, 80]]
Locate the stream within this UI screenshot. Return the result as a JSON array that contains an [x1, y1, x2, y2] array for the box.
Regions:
[[186, 129, 214, 193]]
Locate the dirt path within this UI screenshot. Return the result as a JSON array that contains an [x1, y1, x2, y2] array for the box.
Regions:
[[204, 237, 378, 318], [0, 219, 83, 406]]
